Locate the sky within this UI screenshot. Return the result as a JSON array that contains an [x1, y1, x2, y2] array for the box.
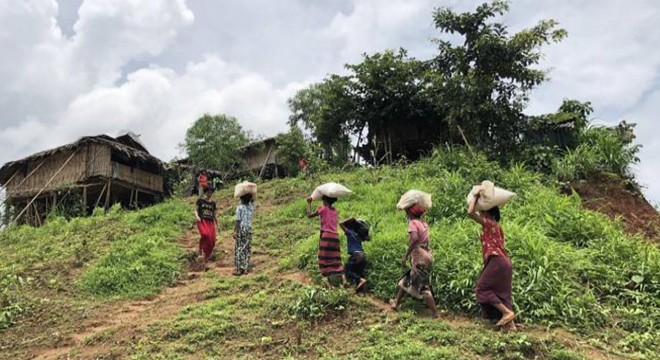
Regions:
[[1, 0, 659, 205]]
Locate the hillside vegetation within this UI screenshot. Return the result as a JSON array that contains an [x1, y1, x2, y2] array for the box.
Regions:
[[1, 149, 659, 359]]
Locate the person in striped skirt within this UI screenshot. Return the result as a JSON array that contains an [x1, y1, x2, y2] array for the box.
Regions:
[[307, 195, 347, 286]]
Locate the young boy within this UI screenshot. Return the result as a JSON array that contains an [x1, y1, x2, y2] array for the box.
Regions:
[[340, 217, 370, 292]]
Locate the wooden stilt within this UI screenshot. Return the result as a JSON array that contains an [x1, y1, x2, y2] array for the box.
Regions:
[[94, 183, 107, 210], [82, 186, 88, 214], [104, 180, 112, 211], [33, 202, 41, 226], [135, 189, 139, 208], [13, 151, 78, 224]]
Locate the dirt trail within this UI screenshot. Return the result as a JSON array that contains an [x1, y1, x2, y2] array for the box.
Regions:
[[29, 197, 615, 360]]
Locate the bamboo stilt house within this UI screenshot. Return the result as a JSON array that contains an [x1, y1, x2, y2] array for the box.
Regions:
[[239, 137, 284, 179], [0, 133, 165, 225]]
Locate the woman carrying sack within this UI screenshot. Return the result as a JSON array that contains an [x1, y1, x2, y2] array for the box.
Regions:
[[467, 191, 517, 331], [390, 202, 440, 319]]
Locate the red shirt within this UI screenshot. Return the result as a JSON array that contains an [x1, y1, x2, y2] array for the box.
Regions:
[[480, 218, 508, 262], [298, 159, 307, 170], [198, 174, 208, 187]]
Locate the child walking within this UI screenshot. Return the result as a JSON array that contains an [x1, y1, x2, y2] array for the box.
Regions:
[[195, 186, 217, 269], [340, 217, 370, 292], [307, 195, 347, 286], [233, 193, 255, 276]]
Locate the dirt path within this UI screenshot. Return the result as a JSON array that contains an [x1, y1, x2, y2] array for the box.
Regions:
[[28, 206, 615, 360]]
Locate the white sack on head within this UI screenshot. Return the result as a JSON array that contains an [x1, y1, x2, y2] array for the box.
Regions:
[[310, 182, 353, 201], [234, 182, 257, 198], [466, 180, 515, 211], [397, 190, 433, 211]]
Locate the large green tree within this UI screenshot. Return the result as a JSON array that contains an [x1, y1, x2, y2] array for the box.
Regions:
[[288, 1, 568, 163], [182, 114, 250, 172], [429, 0, 567, 158]]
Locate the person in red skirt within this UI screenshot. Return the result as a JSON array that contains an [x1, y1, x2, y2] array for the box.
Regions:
[[468, 194, 517, 331], [195, 186, 217, 270], [306, 195, 347, 286]]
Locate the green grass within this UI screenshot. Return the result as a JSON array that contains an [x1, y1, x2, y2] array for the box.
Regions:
[[1, 147, 659, 359], [274, 149, 660, 357], [0, 199, 193, 356]]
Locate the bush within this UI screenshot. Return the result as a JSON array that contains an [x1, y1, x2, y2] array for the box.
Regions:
[[287, 286, 348, 323], [285, 148, 660, 353]]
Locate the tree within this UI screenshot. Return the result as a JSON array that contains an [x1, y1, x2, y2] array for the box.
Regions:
[[429, 0, 567, 159], [181, 114, 250, 173], [288, 75, 354, 167]]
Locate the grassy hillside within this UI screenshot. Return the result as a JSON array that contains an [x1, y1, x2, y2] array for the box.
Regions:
[[1, 148, 659, 359]]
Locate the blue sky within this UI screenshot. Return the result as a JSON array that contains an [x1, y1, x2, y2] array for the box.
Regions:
[[1, 0, 659, 205]]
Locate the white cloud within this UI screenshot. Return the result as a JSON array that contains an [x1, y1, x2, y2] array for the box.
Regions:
[[0, 0, 659, 205]]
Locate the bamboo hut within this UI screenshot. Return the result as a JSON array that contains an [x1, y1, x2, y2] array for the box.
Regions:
[[0, 134, 165, 225], [239, 137, 284, 179]]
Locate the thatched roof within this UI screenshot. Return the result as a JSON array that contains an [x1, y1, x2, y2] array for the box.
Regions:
[[0, 134, 165, 183], [240, 136, 277, 152]]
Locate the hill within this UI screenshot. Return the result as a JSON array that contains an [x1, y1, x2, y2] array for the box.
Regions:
[[1, 149, 659, 359]]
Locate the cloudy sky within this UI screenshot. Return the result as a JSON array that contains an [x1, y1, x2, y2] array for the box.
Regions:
[[1, 0, 659, 204]]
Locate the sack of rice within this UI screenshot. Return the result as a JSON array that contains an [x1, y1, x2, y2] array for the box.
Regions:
[[466, 180, 515, 211], [396, 190, 433, 211], [234, 182, 257, 198], [310, 182, 353, 201]]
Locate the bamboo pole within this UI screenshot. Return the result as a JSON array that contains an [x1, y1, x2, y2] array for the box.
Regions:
[[457, 125, 475, 156], [1, 170, 19, 189], [94, 183, 107, 210], [13, 151, 78, 224], [104, 179, 112, 211], [82, 186, 88, 213], [259, 145, 275, 180], [32, 202, 41, 226], [11, 160, 46, 192]]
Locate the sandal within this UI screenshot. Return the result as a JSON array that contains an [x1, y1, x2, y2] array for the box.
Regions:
[[232, 269, 244, 276]]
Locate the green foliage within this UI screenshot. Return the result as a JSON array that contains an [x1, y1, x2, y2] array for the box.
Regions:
[[288, 77, 353, 166], [288, 1, 568, 164], [78, 200, 191, 298], [181, 113, 250, 172], [281, 147, 660, 354], [0, 266, 25, 329], [552, 122, 640, 182], [287, 286, 348, 323], [430, 1, 567, 159], [275, 125, 327, 177]]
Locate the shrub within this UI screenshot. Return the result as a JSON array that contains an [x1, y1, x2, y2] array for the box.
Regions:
[[285, 148, 660, 352]]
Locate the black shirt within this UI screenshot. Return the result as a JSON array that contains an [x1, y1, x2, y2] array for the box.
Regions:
[[196, 198, 216, 220]]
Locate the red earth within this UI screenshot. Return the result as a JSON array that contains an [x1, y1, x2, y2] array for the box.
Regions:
[[568, 176, 660, 241]]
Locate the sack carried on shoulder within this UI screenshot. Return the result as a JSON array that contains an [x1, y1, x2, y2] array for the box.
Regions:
[[310, 182, 353, 200], [466, 180, 515, 211]]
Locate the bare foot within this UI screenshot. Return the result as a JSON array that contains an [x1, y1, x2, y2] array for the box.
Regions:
[[356, 278, 367, 292], [232, 269, 243, 276], [503, 322, 518, 332], [496, 312, 516, 327], [389, 299, 400, 311]]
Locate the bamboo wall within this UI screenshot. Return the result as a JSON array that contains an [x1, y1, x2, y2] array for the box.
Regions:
[[4, 144, 111, 199], [243, 142, 278, 171], [113, 163, 163, 192], [4, 143, 163, 200]]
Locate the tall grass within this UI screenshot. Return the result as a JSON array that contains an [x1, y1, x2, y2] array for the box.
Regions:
[[283, 148, 659, 355]]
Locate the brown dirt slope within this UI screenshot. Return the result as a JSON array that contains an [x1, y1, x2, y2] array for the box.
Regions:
[[569, 176, 660, 240]]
